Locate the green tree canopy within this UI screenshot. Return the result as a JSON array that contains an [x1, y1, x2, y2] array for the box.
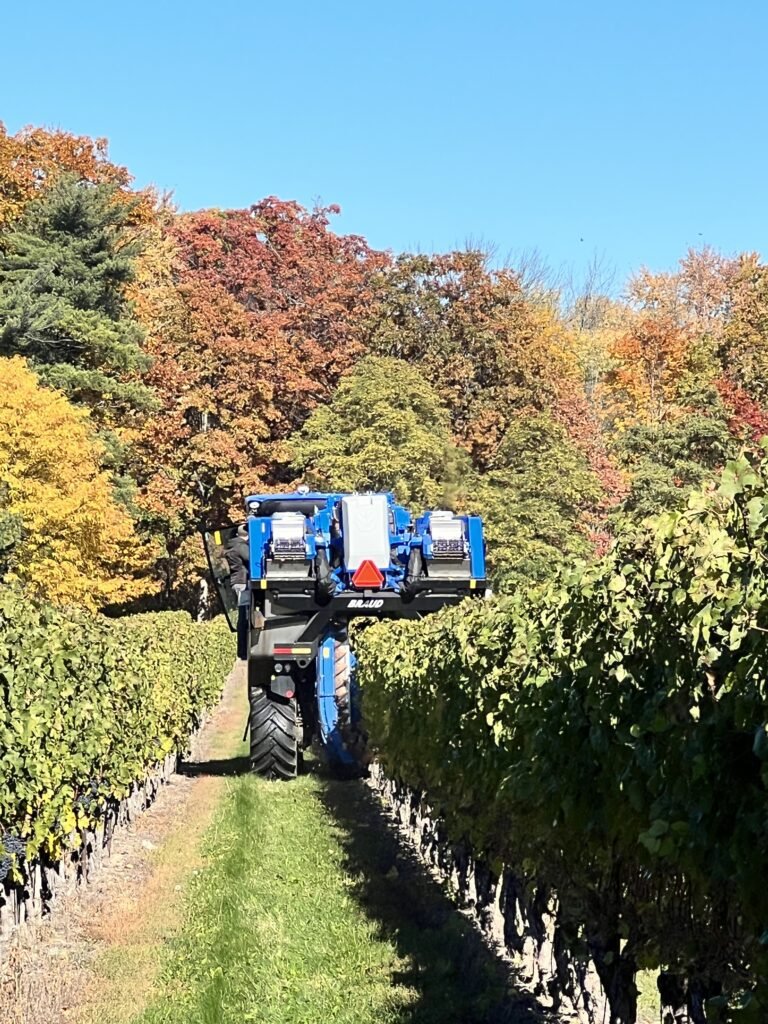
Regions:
[[288, 355, 466, 508], [0, 174, 154, 422], [614, 411, 736, 520], [470, 413, 603, 591]]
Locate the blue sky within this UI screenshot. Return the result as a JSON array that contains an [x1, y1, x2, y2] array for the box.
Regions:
[[2, 0, 766, 287]]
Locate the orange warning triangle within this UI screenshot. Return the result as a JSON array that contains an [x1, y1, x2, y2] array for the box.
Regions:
[[351, 559, 384, 589]]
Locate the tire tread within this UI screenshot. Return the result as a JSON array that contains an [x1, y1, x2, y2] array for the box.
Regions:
[[249, 687, 298, 780]]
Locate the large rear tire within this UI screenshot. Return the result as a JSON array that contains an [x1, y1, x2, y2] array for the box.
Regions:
[[249, 688, 298, 780]]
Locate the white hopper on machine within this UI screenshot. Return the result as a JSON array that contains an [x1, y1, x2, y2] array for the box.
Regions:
[[341, 494, 390, 570]]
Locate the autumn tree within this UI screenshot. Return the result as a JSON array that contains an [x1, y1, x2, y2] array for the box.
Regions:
[[605, 310, 731, 515], [128, 200, 391, 606], [716, 376, 768, 446], [0, 357, 153, 610], [609, 251, 768, 422], [672, 250, 768, 441], [287, 356, 465, 508], [0, 175, 154, 426], [605, 313, 693, 427], [170, 199, 389, 437], [361, 250, 609, 479], [365, 253, 555, 457], [129, 271, 277, 608], [718, 254, 768, 403], [596, 250, 768, 516], [0, 121, 152, 228]]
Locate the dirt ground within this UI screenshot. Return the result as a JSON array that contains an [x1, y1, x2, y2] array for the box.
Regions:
[[0, 663, 247, 1024]]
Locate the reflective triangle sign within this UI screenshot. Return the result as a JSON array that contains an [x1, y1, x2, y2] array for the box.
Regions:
[[351, 559, 384, 589]]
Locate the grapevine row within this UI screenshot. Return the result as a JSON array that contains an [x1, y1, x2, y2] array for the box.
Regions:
[[357, 454, 768, 1023], [0, 587, 233, 871]]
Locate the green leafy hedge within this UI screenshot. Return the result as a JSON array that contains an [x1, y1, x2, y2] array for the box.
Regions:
[[357, 455, 768, 1022], [0, 587, 233, 866]]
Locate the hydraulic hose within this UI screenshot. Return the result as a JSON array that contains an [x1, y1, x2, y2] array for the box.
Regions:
[[315, 548, 336, 599], [402, 547, 423, 596]]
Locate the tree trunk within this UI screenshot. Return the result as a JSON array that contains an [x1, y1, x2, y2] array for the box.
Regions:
[[657, 971, 720, 1023], [658, 972, 688, 1023], [597, 950, 637, 1024], [687, 977, 719, 1024], [589, 924, 637, 1023]]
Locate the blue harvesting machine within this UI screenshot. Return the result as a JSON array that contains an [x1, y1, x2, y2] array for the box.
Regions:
[[204, 488, 486, 778]]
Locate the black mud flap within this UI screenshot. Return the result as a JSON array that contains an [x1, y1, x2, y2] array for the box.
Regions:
[[268, 675, 296, 700]]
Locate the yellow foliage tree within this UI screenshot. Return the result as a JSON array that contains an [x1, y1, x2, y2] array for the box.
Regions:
[[0, 357, 154, 610]]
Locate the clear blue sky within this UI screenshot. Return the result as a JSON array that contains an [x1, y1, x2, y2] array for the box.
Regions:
[[3, 0, 766, 287]]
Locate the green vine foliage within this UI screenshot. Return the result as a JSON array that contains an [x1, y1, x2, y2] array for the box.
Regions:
[[357, 452, 768, 1022], [0, 586, 233, 865]]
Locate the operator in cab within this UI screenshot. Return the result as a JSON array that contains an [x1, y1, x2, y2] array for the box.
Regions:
[[225, 523, 250, 659]]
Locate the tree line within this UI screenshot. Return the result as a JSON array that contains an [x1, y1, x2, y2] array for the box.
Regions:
[[1, 122, 767, 613]]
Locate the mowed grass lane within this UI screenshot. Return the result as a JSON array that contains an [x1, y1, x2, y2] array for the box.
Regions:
[[131, 760, 530, 1024]]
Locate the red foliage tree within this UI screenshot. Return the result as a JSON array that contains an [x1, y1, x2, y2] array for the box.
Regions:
[[130, 200, 390, 606], [170, 199, 390, 437], [715, 376, 768, 446]]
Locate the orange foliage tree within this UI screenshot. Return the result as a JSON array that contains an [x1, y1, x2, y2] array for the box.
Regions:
[[606, 313, 692, 426], [0, 122, 154, 228]]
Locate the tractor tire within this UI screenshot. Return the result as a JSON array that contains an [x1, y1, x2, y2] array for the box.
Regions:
[[249, 688, 298, 780], [333, 641, 370, 768]]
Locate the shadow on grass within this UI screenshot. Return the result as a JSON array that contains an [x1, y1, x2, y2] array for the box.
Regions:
[[178, 755, 251, 777], [317, 777, 549, 1024]]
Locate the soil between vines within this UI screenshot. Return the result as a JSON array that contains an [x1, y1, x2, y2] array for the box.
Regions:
[[0, 663, 248, 1024]]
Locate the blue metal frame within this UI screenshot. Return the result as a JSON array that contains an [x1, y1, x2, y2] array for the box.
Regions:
[[466, 515, 486, 580], [244, 491, 487, 592], [316, 636, 358, 769]]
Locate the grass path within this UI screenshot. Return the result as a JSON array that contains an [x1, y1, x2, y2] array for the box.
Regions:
[[128, 760, 538, 1024], [2, 662, 660, 1024], [1, 662, 544, 1024], [0, 666, 249, 1024]]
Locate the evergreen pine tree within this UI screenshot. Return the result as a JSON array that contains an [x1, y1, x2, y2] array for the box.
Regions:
[[0, 174, 155, 421]]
